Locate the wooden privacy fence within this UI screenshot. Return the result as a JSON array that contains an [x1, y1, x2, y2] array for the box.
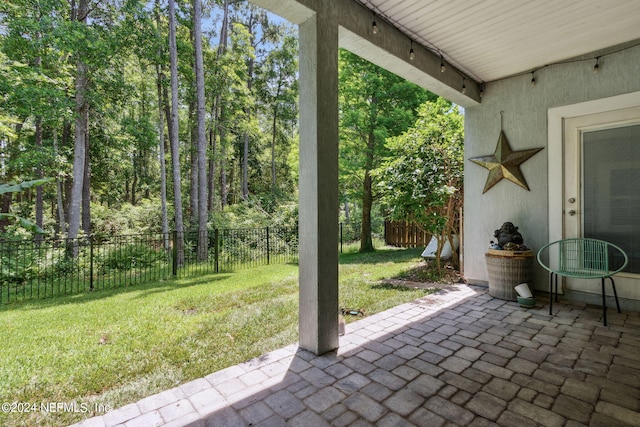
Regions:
[[384, 221, 431, 248]]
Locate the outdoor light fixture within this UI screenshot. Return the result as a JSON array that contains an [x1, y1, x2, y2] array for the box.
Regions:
[[440, 55, 446, 73], [461, 78, 467, 94], [530, 72, 536, 87], [409, 41, 415, 61], [372, 13, 378, 34], [593, 57, 600, 73]]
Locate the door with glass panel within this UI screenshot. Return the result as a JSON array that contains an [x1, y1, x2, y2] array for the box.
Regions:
[[563, 107, 640, 299]]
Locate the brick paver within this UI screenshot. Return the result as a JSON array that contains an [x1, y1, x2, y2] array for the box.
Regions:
[[69, 284, 640, 427]]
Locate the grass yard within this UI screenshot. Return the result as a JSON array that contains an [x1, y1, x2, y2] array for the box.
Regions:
[[0, 245, 447, 426]]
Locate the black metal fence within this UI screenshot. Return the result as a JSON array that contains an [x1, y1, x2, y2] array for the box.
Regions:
[[0, 226, 301, 304], [178, 227, 299, 277], [0, 223, 373, 304]]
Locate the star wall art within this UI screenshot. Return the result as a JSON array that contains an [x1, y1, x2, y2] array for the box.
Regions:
[[470, 130, 543, 194]]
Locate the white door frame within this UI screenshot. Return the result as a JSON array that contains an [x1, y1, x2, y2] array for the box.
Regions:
[[563, 109, 640, 240], [547, 91, 640, 246], [547, 92, 640, 298]]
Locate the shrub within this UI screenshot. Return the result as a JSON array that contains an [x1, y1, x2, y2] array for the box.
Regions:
[[98, 243, 164, 272]]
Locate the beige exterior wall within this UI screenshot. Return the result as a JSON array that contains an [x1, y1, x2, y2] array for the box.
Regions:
[[464, 44, 640, 305]]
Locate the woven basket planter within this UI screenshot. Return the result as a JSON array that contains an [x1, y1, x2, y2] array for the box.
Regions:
[[485, 249, 533, 301]]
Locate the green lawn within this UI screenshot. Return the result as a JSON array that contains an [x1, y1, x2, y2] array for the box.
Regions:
[[0, 245, 440, 426]]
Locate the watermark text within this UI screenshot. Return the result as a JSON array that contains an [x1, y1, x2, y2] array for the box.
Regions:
[[2, 401, 111, 414]]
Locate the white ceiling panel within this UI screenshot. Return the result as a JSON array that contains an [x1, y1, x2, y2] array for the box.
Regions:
[[360, 0, 640, 82]]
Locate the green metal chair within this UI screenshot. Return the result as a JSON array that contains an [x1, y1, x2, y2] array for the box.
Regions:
[[536, 238, 628, 326]]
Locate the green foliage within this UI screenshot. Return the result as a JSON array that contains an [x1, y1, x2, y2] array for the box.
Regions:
[[0, 178, 53, 195], [91, 198, 172, 236], [338, 49, 433, 251], [375, 98, 464, 264], [98, 243, 164, 272], [338, 49, 433, 200], [0, 249, 38, 284], [210, 196, 298, 230], [0, 240, 85, 288], [0, 178, 53, 234], [0, 0, 302, 239]]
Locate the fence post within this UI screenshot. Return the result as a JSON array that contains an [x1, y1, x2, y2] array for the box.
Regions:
[[89, 236, 94, 291], [214, 228, 219, 273], [266, 226, 270, 265], [172, 230, 178, 276]]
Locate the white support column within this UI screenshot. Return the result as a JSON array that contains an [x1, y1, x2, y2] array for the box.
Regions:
[[298, 6, 339, 355]]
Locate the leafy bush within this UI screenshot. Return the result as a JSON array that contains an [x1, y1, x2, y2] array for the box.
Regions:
[[91, 198, 171, 237], [98, 243, 164, 272], [210, 198, 298, 230]]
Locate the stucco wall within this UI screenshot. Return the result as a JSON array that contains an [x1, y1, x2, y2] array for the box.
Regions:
[[463, 44, 640, 294]]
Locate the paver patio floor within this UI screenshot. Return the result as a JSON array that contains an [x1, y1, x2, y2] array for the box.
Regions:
[[72, 283, 640, 427]]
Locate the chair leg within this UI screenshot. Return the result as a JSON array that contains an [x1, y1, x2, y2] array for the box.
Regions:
[[601, 278, 607, 327], [610, 277, 621, 313], [554, 274, 559, 302], [548, 272, 553, 315]]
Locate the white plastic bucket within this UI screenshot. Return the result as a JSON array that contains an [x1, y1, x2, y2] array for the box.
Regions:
[[514, 283, 533, 298]]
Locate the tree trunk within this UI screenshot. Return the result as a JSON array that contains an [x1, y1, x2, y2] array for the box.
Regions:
[[344, 200, 350, 223], [220, 131, 227, 209], [131, 154, 138, 205], [189, 99, 198, 225], [163, 84, 172, 154], [359, 130, 376, 252], [168, 0, 184, 265], [53, 129, 66, 237], [34, 44, 44, 241], [81, 127, 91, 236], [360, 171, 374, 252], [242, 131, 249, 201], [208, 107, 216, 212], [67, 0, 89, 256], [214, 0, 229, 210], [157, 71, 170, 250], [62, 120, 72, 226], [271, 105, 278, 192], [240, 11, 255, 202], [155, 11, 170, 251], [34, 117, 43, 242], [193, 0, 208, 261]]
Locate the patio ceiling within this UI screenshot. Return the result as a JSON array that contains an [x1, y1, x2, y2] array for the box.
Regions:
[[360, 0, 640, 83]]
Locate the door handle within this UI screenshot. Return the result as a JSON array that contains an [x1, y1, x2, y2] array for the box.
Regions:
[[568, 210, 577, 216]]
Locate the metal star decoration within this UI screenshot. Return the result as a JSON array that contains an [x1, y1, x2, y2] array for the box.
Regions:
[[470, 131, 544, 193]]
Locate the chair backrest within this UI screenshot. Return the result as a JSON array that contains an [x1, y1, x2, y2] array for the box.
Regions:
[[536, 238, 628, 278]]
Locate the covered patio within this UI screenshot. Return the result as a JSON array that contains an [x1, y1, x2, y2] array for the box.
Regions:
[[240, 0, 640, 356], [74, 0, 640, 424], [73, 286, 640, 426]]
